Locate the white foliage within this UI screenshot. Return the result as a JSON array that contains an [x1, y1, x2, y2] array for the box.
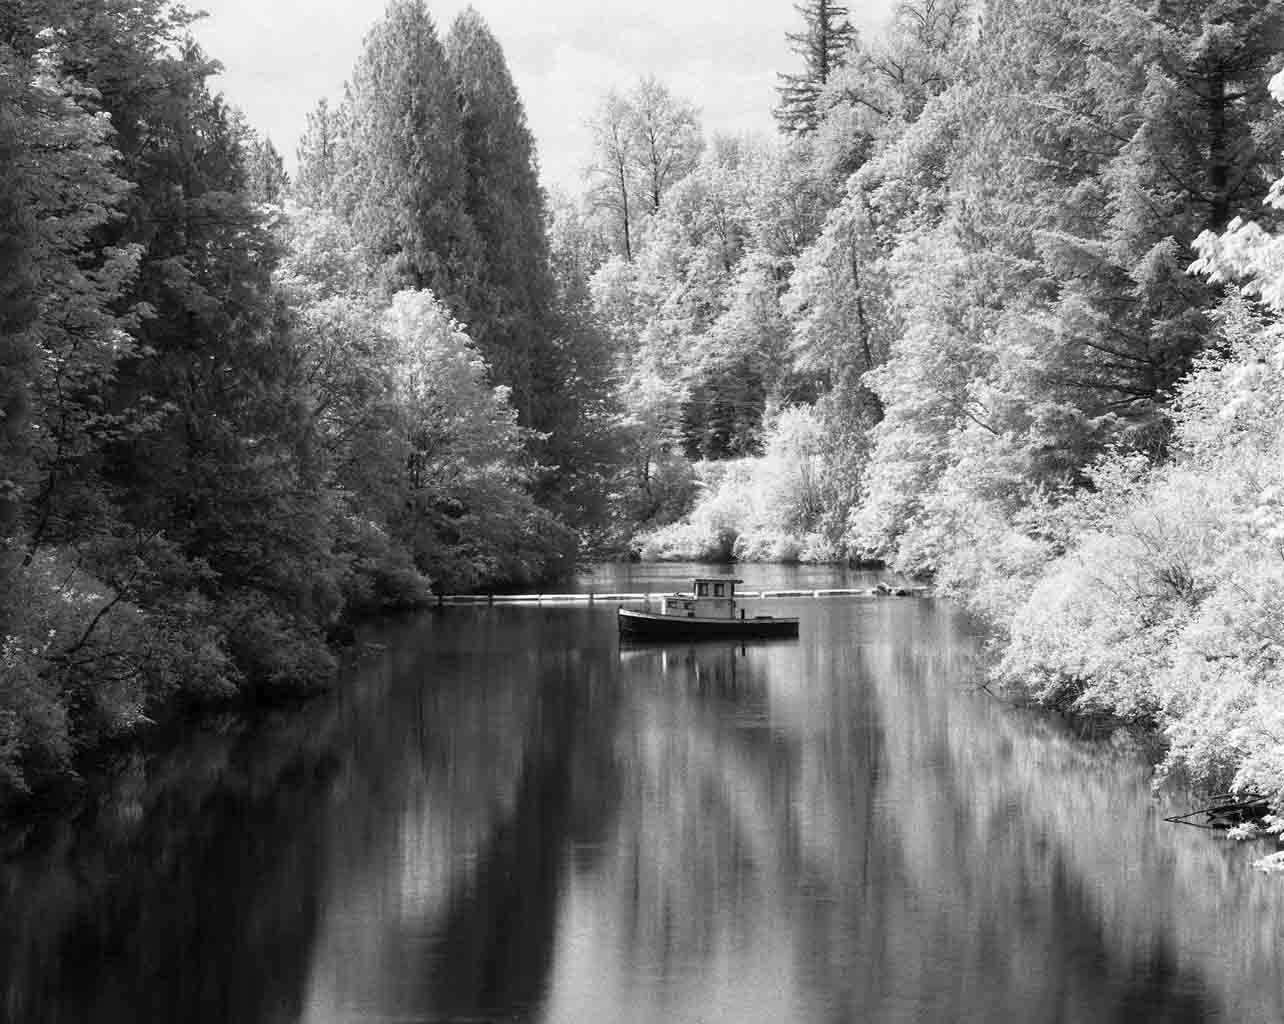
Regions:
[[1001, 284, 1284, 803]]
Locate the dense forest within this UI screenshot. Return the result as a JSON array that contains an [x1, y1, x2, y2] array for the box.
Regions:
[[5, 0, 1284, 817], [0, 0, 616, 799], [582, 0, 1284, 817]]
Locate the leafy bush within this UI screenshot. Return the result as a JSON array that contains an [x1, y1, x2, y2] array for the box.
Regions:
[[220, 596, 337, 698], [0, 551, 159, 795], [635, 459, 752, 561], [997, 308, 1284, 805], [633, 407, 852, 563], [336, 515, 434, 615], [733, 530, 802, 563], [637, 521, 733, 562]]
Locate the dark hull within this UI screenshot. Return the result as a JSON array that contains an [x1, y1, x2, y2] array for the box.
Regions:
[[617, 608, 799, 639]]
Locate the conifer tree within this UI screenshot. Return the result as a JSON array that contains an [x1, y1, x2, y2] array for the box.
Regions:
[[987, 0, 1284, 441], [0, 0, 358, 792], [294, 98, 343, 208], [336, 0, 479, 305], [775, 0, 856, 134], [446, 7, 554, 423], [244, 134, 289, 204]]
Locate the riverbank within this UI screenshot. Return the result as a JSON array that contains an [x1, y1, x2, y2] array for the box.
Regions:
[[0, 567, 559, 813], [0, 561, 896, 815]]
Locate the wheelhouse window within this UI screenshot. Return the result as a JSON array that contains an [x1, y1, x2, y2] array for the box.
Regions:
[[714, 583, 725, 597], [696, 582, 709, 597]]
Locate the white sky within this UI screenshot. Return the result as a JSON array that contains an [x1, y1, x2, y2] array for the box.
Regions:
[[191, 0, 897, 196]]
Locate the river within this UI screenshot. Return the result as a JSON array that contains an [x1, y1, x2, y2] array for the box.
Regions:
[[2, 563, 1282, 1023]]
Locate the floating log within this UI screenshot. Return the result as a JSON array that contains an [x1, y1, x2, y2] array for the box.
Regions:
[[433, 587, 928, 604], [1164, 793, 1271, 830]]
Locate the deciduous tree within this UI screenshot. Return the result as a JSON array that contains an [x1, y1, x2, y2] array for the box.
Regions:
[[585, 79, 704, 259], [587, 91, 640, 260], [629, 77, 704, 216]]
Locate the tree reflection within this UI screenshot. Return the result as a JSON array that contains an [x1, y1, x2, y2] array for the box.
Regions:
[[2, 600, 1281, 1024], [0, 707, 343, 1024], [300, 610, 626, 1023], [544, 636, 889, 1020], [797, 600, 1239, 1023]]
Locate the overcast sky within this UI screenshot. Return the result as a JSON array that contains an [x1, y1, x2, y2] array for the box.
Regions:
[[191, 0, 897, 196]]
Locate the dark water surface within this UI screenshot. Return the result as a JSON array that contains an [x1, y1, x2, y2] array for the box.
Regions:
[[3, 564, 1283, 1023]]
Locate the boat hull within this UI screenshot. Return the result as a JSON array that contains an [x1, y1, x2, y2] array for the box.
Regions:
[[617, 607, 799, 639]]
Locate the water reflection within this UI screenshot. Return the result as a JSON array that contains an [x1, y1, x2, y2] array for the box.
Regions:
[[2, 587, 1283, 1023], [0, 710, 340, 1024], [300, 618, 621, 1024]]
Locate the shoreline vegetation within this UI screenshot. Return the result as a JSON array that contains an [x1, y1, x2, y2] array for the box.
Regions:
[[7, 0, 1284, 864]]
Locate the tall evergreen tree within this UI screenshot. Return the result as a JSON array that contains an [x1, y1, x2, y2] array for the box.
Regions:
[[445, 10, 626, 525], [775, 0, 856, 134], [336, 0, 479, 306], [244, 133, 289, 204], [294, 97, 343, 208], [445, 7, 554, 423], [988, 0, 1284, 442]]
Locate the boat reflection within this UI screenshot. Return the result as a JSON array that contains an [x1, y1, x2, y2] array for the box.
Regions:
[[617, 638, 796, 700], [541, 633, 879, 1021]]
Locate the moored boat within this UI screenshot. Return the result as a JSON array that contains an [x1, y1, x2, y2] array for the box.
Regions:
[[617, 577, 799, 639]]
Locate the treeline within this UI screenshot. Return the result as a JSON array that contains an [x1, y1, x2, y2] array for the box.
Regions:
[[9, 0, 1284, 810], [582, 0, 1284, 803], [0, 0, 615, 801], [567, 2, 989, 560]]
